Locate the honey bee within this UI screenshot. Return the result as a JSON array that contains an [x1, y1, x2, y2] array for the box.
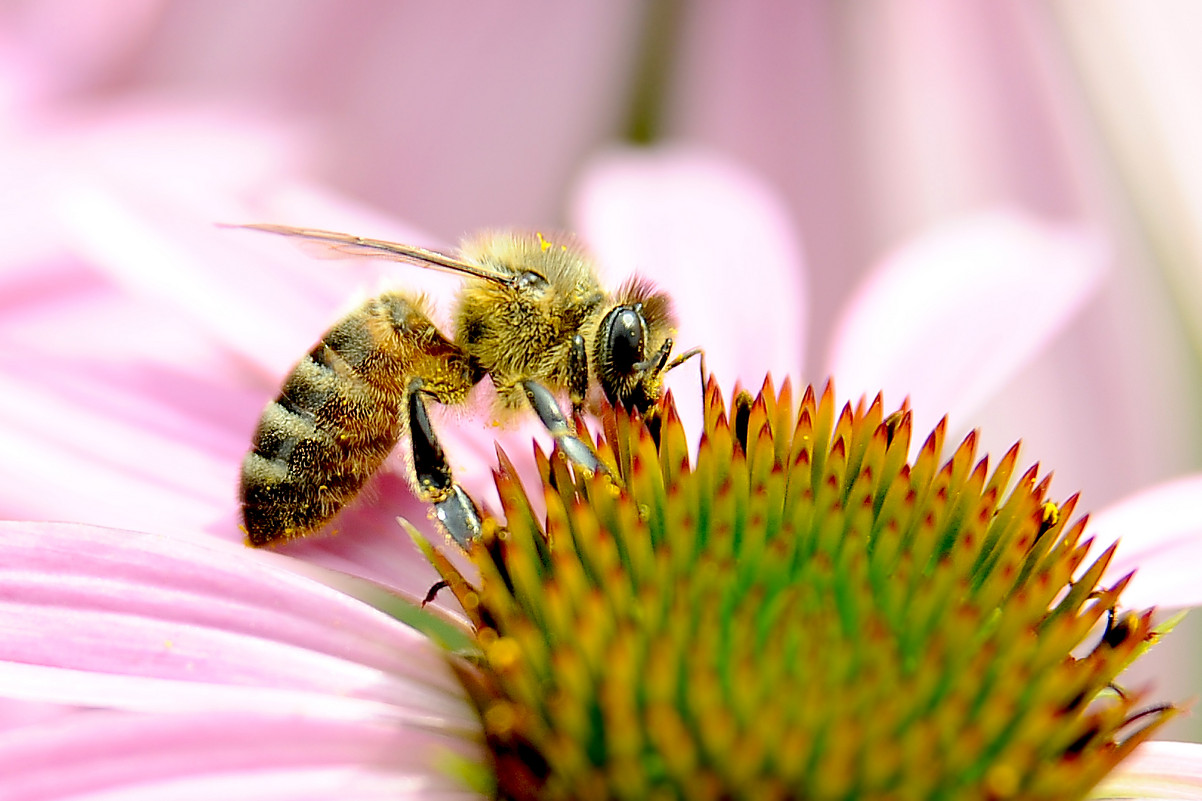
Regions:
[[237, 225, 698, 548]]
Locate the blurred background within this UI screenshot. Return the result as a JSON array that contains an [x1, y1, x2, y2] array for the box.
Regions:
[[1, 1, 1199, 739]]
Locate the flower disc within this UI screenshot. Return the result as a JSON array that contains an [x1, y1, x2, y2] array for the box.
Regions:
[[419, 378, 1173, 800]]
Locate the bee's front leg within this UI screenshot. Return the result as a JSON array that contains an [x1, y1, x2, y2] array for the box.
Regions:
[[521, 380, 603, 476], [567, 333, 589, 415], [406, 378, 483, 548]]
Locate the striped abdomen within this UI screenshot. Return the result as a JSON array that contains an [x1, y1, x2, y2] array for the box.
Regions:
[[240, 293, 471, 545]]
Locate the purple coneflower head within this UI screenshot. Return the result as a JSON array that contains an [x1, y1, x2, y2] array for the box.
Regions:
[[412, 378, 1177, 800]]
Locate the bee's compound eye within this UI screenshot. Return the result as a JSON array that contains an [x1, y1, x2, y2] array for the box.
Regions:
[[605, 306, 645, 375]]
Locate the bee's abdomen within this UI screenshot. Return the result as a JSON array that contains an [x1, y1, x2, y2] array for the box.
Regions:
[[241, 292, 478, 546], [240, 332, 401, 546]]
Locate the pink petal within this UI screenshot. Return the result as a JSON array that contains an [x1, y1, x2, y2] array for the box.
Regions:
[[0, 354, 249, 535], [1087, 475, 1202, 610], [828, 209, 1107, 435], [1092, 740, 1202, 799], [0, 0, 164, 102], [0, 699, 80, 732], [0, 710, 482, 801], [0, 255, 216, 365], [57, 182, 352, 376], [0, 104, 340, 378], [39, 104, 304, 210], [0, 521, 474, 725], [570, 144, 808, 393]]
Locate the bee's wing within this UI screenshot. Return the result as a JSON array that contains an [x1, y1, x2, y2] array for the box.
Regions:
[[227, 223, 513, 285]]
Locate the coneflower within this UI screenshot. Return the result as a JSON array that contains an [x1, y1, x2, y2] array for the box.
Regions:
[[413, 378, 1176, 800]]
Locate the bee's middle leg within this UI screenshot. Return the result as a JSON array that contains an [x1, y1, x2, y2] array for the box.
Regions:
[[406, 377, 484, 548]]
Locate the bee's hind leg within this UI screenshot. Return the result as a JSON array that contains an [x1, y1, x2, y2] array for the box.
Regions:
[[521, 380, 604, 476], [406, 378, 483, 548]]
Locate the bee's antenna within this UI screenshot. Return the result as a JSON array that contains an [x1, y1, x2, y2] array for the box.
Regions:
[[664, 347, 705, 392], [664, 347, 703, 374]]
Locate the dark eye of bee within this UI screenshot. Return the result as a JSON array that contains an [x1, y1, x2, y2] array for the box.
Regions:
[[605, 304, 645, 375]]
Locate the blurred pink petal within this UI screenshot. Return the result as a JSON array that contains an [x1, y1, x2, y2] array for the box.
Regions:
[[1060, 4, 1202, 361], [35, 104, 304, 211], [570, 145, 807, 389], [0, 104, 304, 273], [828, 209, 1107, 434], [1087, 475, 1202, 610], [59, 189, 341, 375], [1092, 740, 1202, 799], [0, 359, 239, 534], [0, 710, 480, 801], [43, 154, 341, 374], [0, 699, 79, 733], [0, 521, 473, 724], [0, 0, 164, 103]]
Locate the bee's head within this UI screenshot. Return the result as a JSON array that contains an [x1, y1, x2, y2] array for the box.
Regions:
[[593, 277, 679, 416]]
